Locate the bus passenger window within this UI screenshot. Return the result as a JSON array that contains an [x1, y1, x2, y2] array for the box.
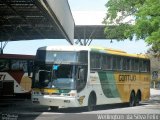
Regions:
[[11, 60, 27, 71], [90, 53, 101, 69], [112, 57, 121, 70], [131, 59, 139, 71], [107, 56, 112, 69], [117, 57, 122, 70], [11, 60, 20, 70], [19, 60, 27, 72], [112, 57, 117, 70], [78, 51, 88, 64], [102, 55, 112, 70], [123, 58, 131, 71], [0, 60, 9, 71], [140, 60, 150, 72]]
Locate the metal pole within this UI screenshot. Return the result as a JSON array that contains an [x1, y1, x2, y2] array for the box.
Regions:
[[1, 42, 3, 54]]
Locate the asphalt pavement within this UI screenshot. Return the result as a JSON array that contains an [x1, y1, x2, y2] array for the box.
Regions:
[[0, 89, 160, 120]]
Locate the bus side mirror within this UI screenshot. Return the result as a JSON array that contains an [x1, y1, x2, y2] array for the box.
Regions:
[[79, 68, 85, 81]]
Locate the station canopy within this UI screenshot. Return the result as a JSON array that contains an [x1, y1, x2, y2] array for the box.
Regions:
[[0, 0, 74, 44], [0, 0, 109, 46]]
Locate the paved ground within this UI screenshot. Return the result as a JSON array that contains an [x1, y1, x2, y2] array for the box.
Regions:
[[0, 89, 160, 120]]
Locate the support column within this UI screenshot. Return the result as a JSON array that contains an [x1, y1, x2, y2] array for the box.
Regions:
[[75, 39, 93, 46], [1, 41, 8, 54]]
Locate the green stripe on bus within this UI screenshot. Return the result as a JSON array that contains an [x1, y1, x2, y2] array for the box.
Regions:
[[98, 71, 120, 98]]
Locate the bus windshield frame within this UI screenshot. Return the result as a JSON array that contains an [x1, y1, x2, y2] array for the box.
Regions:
[[33, 64, 76, 90], [36, 50, 88, 65], [32, 50, 88, 90]]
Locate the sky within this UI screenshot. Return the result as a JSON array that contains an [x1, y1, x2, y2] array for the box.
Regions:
[[3, 0, 150, 55]]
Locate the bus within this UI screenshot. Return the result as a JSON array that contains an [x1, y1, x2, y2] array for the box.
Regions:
[[0, 54, 34, 97], [32, 46, 150, 111]]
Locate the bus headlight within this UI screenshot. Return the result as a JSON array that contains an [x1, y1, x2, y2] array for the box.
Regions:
[[32, 91, 41, 95], [61, 92, 76, 97], [61, 93, 70, 96]]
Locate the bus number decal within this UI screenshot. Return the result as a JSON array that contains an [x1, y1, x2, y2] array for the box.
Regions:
[[119, 75, 136, 82], [0, 74, 6, 81]]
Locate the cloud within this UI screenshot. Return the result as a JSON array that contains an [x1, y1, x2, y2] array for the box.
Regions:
[[72, 11, 106, 25]]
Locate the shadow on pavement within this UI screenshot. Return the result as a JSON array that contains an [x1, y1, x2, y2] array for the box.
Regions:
[[0, 97, 46, 120], [47, 102, 148, 113], [0, 96, 152, 120]]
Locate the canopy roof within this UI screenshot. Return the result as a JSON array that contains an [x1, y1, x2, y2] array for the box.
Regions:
[[0, 0, 74, 44]]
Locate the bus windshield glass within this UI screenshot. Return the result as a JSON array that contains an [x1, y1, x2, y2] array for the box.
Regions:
[[33, 65, 76, 89], [33, 50, 88, 89]]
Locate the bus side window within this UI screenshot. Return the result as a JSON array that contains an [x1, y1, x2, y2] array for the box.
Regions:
[[131, 59, 139, 72], [123, 57, 131, 71], [112, 56, 122, 70], [11, 60, 20, 70], [102, 55, 112, 70], [19, 60, 27, 72], [76, 66, 87, 92], [0, 60, 9, 71], [11, 60, 28, 72], [140, 60, 150, 72], [90, 52, 101, 69]]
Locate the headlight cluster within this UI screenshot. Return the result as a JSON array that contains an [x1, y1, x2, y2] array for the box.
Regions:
[[32, 91, 41, 95], [61, 93, 70, 96], [61, 92, 76, 97]]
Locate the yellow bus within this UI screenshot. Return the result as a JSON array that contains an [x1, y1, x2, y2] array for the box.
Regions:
[[32, 46, 150, 111]]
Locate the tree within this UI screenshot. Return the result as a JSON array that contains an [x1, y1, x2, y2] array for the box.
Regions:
[[103, 0, 160, 55]]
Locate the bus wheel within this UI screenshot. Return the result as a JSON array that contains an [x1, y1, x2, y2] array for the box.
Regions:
[[87, 92, 96, 111], [129, 92, 135, 107], [49, 106, 58, 111], [135, 91, 141, 106]]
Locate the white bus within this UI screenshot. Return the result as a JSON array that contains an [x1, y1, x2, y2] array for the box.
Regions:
[[0, 54, 34, 97], [32, 46, 150, 111]]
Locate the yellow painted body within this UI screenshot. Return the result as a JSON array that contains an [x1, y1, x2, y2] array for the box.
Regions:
[[114, 72, 150, 102], [90, 46, 150, 102], [32, 88, 59, 95]]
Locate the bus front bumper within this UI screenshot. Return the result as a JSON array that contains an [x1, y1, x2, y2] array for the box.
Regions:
[[32, 95, 80, 108]]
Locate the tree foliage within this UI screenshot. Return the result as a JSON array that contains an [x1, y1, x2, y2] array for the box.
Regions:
[[104, 0, 160, 54]]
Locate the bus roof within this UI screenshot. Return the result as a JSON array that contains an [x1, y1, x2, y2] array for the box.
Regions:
[[37, 45, 149, 59], [0, 54, 35, 60], [38, 46, 90, 51], [90, 46, 149, 59]]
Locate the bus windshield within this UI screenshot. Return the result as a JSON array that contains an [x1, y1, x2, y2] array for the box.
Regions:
[[33, 65, 76, 89], [33, 50, 88, 90]]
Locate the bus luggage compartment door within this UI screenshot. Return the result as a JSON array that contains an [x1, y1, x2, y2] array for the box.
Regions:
[[2, 81, 14, 96]]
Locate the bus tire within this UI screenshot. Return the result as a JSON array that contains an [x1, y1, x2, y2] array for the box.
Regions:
[[129, 91, 135, 107], [49, 106, 58, 111], [87, 92, 96, 111], [135, 90, 141, 106]]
